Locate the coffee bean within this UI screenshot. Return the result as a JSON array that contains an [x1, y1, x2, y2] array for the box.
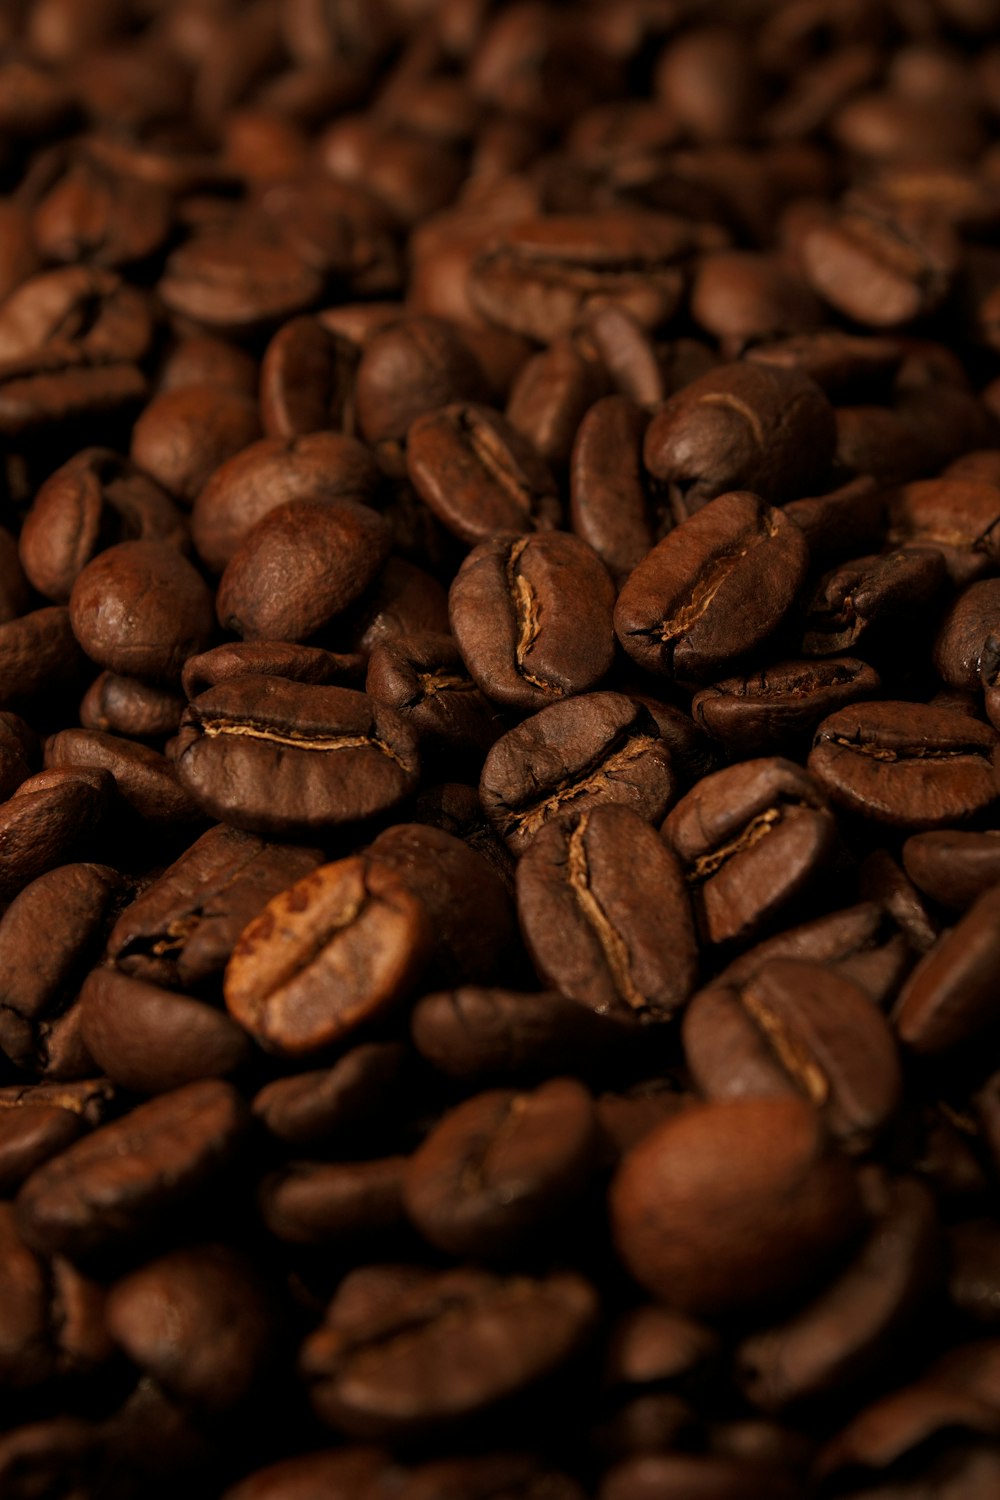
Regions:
[[0, 607, 85, 705], [884, 477, 1000, 585], [0, 768, 111, 902], [570, 395, 657, 581], [609, 1097, 864, 1316], [355, 316, 488, 447], [224, 857, 432, 1057], [782, 475, 885, 564], [130, 385, 261, 507], [449, 532, 615, 711], [174, 677, 420, 836], [253, 1041, 406, 1149], [365, 631, 501, 768], [506, 337, 610, 471], [933, 579, 1000, 690], [692, 658, 881, 758], [158, 231, 323, 333], [808, 701, 998, 830], [893, 885, 1000, 1054], [903, 830, 1000, 910], [220, 1449, 395, 1500], [0, 1080, 114, 1195], [800, 548, 946, 658], [614, 492, 810, 683], [259, 314, 359, 438], [260, 1157, 408, 1248], [45, 728, 202, 826], [797, 202, 958, 327], [480, 693, 678, 856], [182, 641, 366, 698]]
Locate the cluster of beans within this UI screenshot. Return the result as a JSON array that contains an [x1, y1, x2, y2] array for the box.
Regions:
[[6, 1, 1000, 1497]]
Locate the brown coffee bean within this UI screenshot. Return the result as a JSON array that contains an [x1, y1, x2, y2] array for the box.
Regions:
[[683, 960, 902, 1152], [0, 606, 85, 705], [903, 830, 1000, 910], [355, 316, 488, 446], [642, 363, 835, 516], [217, 499, 391, 643], [506, 336, 610, 471], [130, 384, 261, 507], [738, 1173, 939, 1412], [692, 658, 881, 758], [783, 476, 885, 564], [343, 558, 451, 656], [663, 759, 836, 947], [174, 677, 420, 836], [105, 1245, 273, 1411], [19, 447, 187, 605], [259, 314, 359, 438], [220, 1449, 395, 1500], [0, 768, 111, 903], [403, 1078, 599, 1257], [798, 202, 958, 327], [260, 1157, 408, 1248], [224, 856, 432, 1057], [884, 477, 1000, 584], [599, 1452, 802, 1500], [0, 1080, 114, 1196], [808, 701, 998, 830], [933, 579, 1000, 690], [80, 672, 184, 740], [44, 728, 201, 826], [365, 631, 501, 767], [893, 885, 1000, 1054], [480, 693, 678, 856], [0, 1416, 102, 1500], [0, 265, 152, 365], [182, 641, 366, 698], [301, 1264, 598, 1438], [15, 1078, 250, 1261], [158, 231, 323, 333], [31, 147, 174, 269], [609, 1097, 864, 1317], [191, 432, 381, 574], [516, 805, 698, 1024], [614, 492, 809, 683], [0, 356, 147, 439], [690, 251, 824, 354], [570, 395, 657, 582], [407, 403, 560, 545], [449, 532, 615, 711], [69, 540, 214, 684], [253, 1041, 406, 1149], [800, 548, 946, 658]]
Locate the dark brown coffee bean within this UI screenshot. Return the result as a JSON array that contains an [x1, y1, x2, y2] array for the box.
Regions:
[[105, 1245, 273, 1411], [130, 384, 261, 507], [738, 1173, 939, 1413], [449, 532, 615, 711], [365, 631, 500, 767], [343, 557, 451, 656], [0, 768, 111, 902], [79, 968, 251, 1094], [570, 395, 657, 582], [0, 1417, 102, 1500], [108, 823, 322, 990], [220, 1448, 395, 1500], [224, 856, 432, 1057], [884, 477, 1000, 584], [506, 336, 609, 471], [801, 548, 946, 657], [692, 658, 881, 759], [300, 1264, 598, 1437], [69, 540, 214, 684], [516, 805, 697, 1024], [690, 251, 824, 354], [480, 693, 677, 857], [809, 701, 998, 830], [368, 823, 516, 986], [403, 1078, 598, 1257], [797, 202, 958, 327], [15, 1078, 250, 1261], [0, 607, 85, 705], [80, 672, 184, 740], [44, 728, 201, 826], [175, 677, 420, 836], [783, 476, 885, 564], [683, 960, 902, 1152], [259, 1156, 408, 1248], [355, 316, 488, 447], [467, 211, 698, 343], [642, 363, 835, 516], [615, 492, 809, 683], [609, 1097, 863, 1317], [191, 432, 381, 574], [933, 579, 1000, 690], [0, 712, 35, 802], [259, 314, 359, 438], [253, 1041, 406, 1149], [407, 403, 560, 544], [903, 830, 1000, 910], [31, 147, 174, 269], [19, 447, 187, 605], [663, 759, 836, 946], [599, 1452, 802, 1500], [158, 231, 323, 333], [411, 987, 634, 1084], [0, 356, 147, 438], [893, 885, 1000, 1054], [0, 265, 152, 365], [0, 1080, 114, 1196], [156, 333, 258, 399], [391, 1453, 587, 1500], [216, 499, 391, 643], [579, 303, 667, 407], [182, 641, 366, 698]]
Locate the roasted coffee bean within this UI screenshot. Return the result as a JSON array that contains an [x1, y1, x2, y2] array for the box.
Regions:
[[365, 631, 500, 766], [903, 830, 1000, 910], [402, 1078, 598, 1257], [216, 499, 391, 643], [79, 968, 251, 1094], [69, 540, 215, 685], [301, 1264, 598, 1438], [480, 693, 677, 857], [690, 250, 824, 354], [368, 824, 516, 986], [44, 728, 201, 826], [783, 475, 885, 564], [221, 1449, 395, 1500], [614, 492, 810, 683], [570, 395, 658, 581], [224, 856, 432, 1057], [692, 658, 881, 758], [130, 385, 261, 507], [259, 314, 359, 438], [449, 532, 615, 711], [599, 1452, 803, 1500], [158, 231, 323, 333], [105, 1245, 273, 1411], [797, 202, 958, 327], [610, 1097, 864, 1317], [343, 557, 451, 656], [191, 431, 382, 575], [663, 759, 836, 946], [182, 641, 366, 698], [15, 1078, 250, 1261], [174, 677, 420, 836], [0, 607, 85, 705], [253, 1041, 406, 1149], [0, 1080, 114, 1195], [893, 885, 1000, 1054], [260, 1156, 408, 1248], [406, 404, 560, 545], [800, 548, 946, 657], [505, 336, 609, 472], [933, 579, 1000, 690], [0, 712, 35, 802], [516, 805, 697, 1024], [884, 477, 1000, 584], [79, 671, 184, 740], [683, 960, 902, 1152], [809, 701, 998, 830], [0, 768, 111, 902], [467, 211, 700, 343], [642, 363, 835, 516], [108, 823, 322, 990], [354, 316, 489, 447]]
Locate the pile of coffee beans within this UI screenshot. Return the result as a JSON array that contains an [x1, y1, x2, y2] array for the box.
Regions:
[[6, 0, 1000, 1495]]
